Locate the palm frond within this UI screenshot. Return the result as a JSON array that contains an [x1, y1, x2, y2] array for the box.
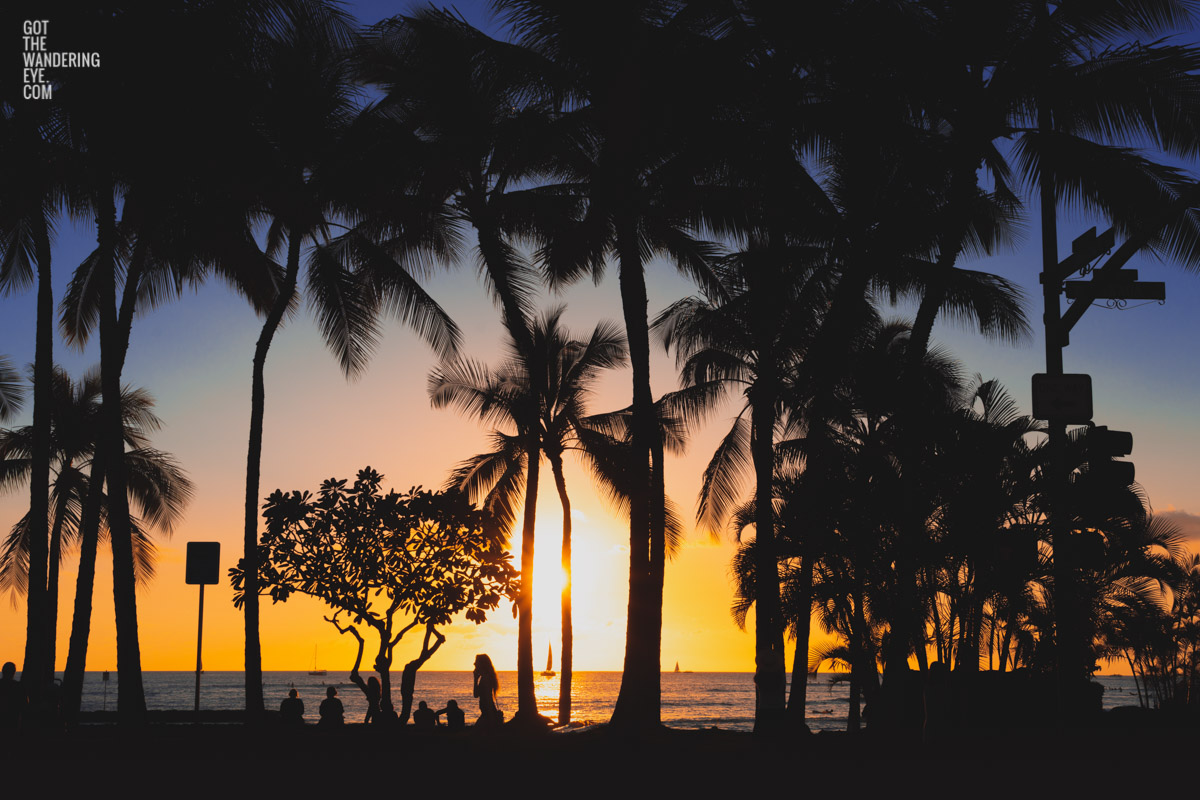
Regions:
[[696, 414, 751, 538]]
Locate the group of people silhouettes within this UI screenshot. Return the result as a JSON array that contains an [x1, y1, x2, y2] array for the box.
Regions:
[[278, 653, 504, 730], [279, 685, 346, 726]]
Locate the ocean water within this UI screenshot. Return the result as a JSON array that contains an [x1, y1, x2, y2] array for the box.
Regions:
[[72, 671, 1144, 732]]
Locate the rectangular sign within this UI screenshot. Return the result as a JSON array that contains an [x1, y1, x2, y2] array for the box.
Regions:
[[185, 541, 221, 585], [1032, 373, 1093, 423]]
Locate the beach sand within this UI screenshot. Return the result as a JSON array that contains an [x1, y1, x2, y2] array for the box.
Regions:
[[6, 711, 1197, 791]]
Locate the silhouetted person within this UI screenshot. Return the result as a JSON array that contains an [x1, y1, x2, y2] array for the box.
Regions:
[[413, 700, 436, 730], [280, 687, 304, 726], [365, 676, 382, 724], [319, 686, 344, 727], [473, 654, 503, 729], [436, 699, 465, 731], [348, 669, 382, 724], [0, 662, 23, 731]]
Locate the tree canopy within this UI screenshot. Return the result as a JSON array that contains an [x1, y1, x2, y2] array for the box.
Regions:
[[231, 467, 519, 714]]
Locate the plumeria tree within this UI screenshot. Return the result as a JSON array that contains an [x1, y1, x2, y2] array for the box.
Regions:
[[232, 467, 519, 722]]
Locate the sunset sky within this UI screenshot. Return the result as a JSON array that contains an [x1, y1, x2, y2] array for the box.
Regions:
[[3, 1, 1199, 676]]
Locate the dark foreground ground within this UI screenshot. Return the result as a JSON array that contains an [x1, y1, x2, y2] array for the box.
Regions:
[[2, 709, 1197, 789]]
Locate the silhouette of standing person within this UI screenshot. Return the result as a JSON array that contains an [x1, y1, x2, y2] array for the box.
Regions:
[[350, 669, 384, 724], [365, 676, 382, 724], [319, 686, 344, 727], [436, 699, 465, 731], [473, 654, 503, 728], [0, 662, 23, 732], [280, 687, 305, 725]]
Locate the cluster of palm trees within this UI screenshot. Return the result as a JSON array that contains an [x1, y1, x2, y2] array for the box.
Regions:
[[720, 323, 1197, 726], [0, 368, 192, 711], [5, 0, 1200, 730]]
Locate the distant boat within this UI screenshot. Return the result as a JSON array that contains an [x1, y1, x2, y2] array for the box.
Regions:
[[674, 662, 680, 673], [541, 643, 556, 677], [308, 645, 326, 677]]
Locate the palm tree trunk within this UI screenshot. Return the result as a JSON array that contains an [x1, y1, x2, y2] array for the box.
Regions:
[[611, 216, 658, 729], [21, 218, 53, 689], [998, 616, 1013, 672], [515, 435, 540, 722], [928, 567, 946, 664], [647, 408, 666, 706], [98, 201, 147, 722], [61, 205, 145, 719], [242, 231, 302, 719], [45, 493, 69, 673], [786, 553, 815, 726], [750, 381, 787, 733], [548, 452, 573, 726], [62, 455, 105, 719]]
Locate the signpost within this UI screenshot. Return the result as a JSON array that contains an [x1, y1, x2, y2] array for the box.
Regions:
[[186, 542, 220, 715], [1039, 222, 1166, 717]]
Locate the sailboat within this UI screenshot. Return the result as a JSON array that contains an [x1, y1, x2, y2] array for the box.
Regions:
[[541, 643, 556, 677], [308, 645, 326, 677]]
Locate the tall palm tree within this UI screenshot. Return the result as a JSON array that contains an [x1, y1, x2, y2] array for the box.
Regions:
[[654, 245, 834, 730], [48, 1, 211, 720], [0, 366, 192, 672], [0, 95, 72, 688], [432, 307, 627, 725], [228, 7, 465, 718], [49, 1, 366, 719], [495, 0, 736, 728]]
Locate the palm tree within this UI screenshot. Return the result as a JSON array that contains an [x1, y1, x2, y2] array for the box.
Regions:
[[47, 1, 376, 719], [495, 0, 737, 728], [48, 1, 208, 720], [0, 96, 72, 688], [432, 307, 627, 725], [653, 244, 835, 730], [355, 9, 565, 355], [0, 366, 192, 673], [211, 4, 467, 718]]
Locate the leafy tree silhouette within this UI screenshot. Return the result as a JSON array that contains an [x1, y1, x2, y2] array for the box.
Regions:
[[232, 467, 519, 722]]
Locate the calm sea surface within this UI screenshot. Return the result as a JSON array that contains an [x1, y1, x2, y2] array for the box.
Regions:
[[71, 671, 1144, 732]]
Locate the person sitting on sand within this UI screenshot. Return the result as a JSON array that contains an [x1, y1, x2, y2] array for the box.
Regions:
[[280, 688, 304, 725], [319, 686, 344, 726], [473, 654, 503, 729], [413, 700, 436, 730], [435, 699, 465, 731]]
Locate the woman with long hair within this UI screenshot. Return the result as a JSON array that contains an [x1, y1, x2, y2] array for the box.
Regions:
[[473, 654, 502, 728]]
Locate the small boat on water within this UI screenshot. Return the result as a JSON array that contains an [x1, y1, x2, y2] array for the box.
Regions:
[[541, 643, 556, 677], [674, 662, 680, 673], [308, 645, 326, 677]]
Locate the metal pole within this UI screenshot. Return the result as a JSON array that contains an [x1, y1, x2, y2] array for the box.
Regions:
[[1038, 96, 1078, 722], [194, 582, 205, 714]]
